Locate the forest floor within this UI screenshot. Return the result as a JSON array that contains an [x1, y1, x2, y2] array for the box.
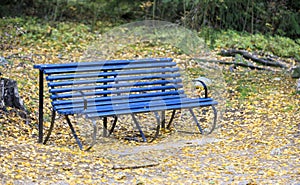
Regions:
[[0, 18, 299, 184]]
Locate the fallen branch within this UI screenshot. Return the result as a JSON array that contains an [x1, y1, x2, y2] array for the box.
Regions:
[[112, 163, 159, 170], [220, 49, 288, 68], [6, 53, 35, 63], [195, 58, 274, 71]]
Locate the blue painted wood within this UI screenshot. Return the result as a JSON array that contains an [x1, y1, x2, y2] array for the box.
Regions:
[[85, 101, 218, 118], [47, 73, 181, 87], [35, 57, 218, 148], [34, 58, 172, 70], [37, 57, 217, 120], [49, 79, 182, 93], [85, 97, 214, 114], [54, 94, 188, 111], [52, 90, 185, 106], [46, 67, 179, 81], [43, 62, 176, 74], [57, 97, 216, 115], [50, 84, 183, 99]]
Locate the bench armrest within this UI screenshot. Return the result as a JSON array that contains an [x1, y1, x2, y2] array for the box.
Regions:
[[192, 79, 208, 98]]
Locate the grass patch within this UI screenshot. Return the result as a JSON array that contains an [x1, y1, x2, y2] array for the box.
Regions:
[[199, 28, 300, 61]]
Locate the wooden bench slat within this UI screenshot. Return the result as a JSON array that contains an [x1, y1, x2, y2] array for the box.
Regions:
[[85, 97, 215, 114], [43, 62, 176, 74], [57, 97, 215, 115], [85, 100, 218, 118], [50, 84, 183, 99], [46, 67, 180, 81], [54, 94, 189, 111], [49, 79, 182, 93], [34, 58, 173, 70], [52, 90, 185, 106], [48, 73, 181, 87]]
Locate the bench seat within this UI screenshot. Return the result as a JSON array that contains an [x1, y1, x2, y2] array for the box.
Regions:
[[57, 96, 216, 116]]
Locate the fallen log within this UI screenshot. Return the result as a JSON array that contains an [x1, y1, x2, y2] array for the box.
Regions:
[[220, 49, 288, 68], [195, 58, 274, 71]]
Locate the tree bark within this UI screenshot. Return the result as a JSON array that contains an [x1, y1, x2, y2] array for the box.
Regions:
[[0, 77, 26, 111]]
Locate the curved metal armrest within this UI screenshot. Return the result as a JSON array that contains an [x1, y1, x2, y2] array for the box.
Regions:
[[192, 80, 208, 98]]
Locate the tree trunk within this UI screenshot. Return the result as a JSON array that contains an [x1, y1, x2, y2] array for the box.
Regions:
[[0, 77, 26, 111]]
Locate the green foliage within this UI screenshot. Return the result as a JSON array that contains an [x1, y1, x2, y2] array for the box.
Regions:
[[1, 17, 85, 47], [1, 0, 299, 38], [0, 0, 141, 22], [202, 29, 300, 60], [2, 16, 298, 62], [148, 0, 300, 39]]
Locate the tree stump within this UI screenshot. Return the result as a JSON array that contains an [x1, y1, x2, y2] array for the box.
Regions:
[[0, 77, 26, 111]]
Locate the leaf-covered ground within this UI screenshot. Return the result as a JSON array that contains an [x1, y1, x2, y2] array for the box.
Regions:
[[0, 18, 299, 184]]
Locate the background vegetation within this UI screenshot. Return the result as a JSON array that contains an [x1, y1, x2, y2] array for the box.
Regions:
[[1, 0, 299, 61], [1, 0, 299, 38]]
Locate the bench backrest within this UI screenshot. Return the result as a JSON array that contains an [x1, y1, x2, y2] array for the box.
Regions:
[[34, 58, 185, 110]]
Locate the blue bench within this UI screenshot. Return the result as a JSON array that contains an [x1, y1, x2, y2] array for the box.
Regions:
[[34, 58, 217, 150]]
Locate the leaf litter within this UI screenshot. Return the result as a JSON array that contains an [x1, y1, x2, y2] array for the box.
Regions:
[[0, 20, 299, 184]]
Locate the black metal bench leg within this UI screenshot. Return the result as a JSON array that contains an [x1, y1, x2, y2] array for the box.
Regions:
[[38, 70, 44, 143], [161, 111, 166, 129], [189, 108, 204, 134], [84, 119, 97, 151], [131, 114, 147, 142], [166, 110, 176, 129], [108, 116, 118, 136], [209, 105, 218, 134], [43, 110, 56, 145], [150, 111, 161, 142], [65, 115, 83, 150], [188, 106, 218, 135], [103, 117, 108, 137]]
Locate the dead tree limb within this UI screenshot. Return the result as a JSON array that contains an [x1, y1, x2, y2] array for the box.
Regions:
[[112, 162, 159, 170], [195, 58, 274, 71], [220, 49, 288, 68]]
